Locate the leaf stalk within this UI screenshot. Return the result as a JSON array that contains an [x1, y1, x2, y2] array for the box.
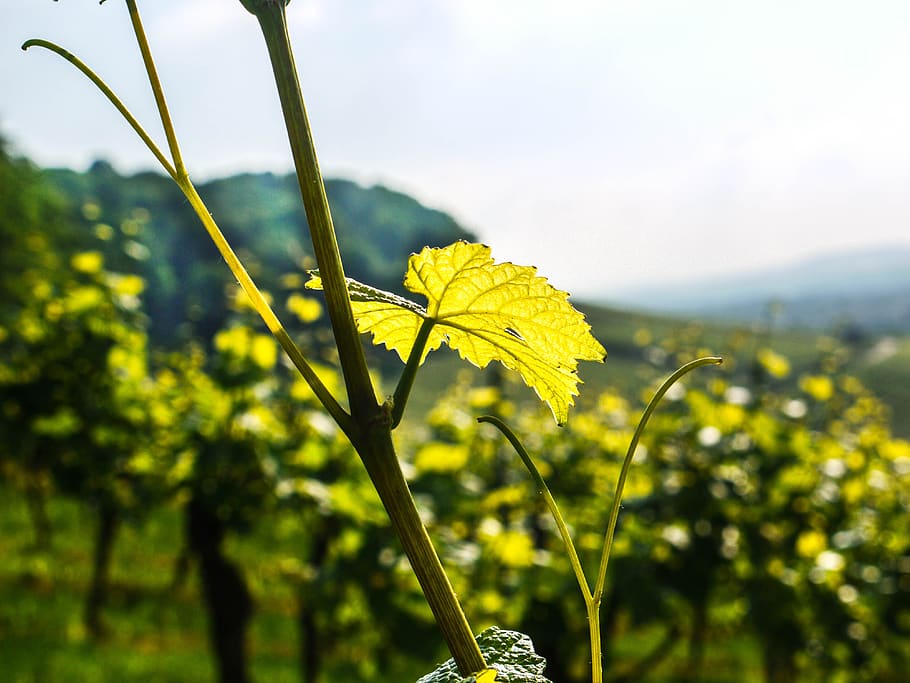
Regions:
[[391, 317, 435, 428]]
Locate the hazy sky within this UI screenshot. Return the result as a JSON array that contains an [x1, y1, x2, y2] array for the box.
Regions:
[[3, 1, 910, 300]]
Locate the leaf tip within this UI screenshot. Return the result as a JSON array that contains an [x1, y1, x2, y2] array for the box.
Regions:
[[304, 270, 323, 291]]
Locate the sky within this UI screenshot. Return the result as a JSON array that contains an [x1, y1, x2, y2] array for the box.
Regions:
[[3, 0, 910, 301]]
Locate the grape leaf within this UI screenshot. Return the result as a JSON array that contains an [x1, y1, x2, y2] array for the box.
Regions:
[[416, 627, 551, 683], [307, 241, 605, 424]]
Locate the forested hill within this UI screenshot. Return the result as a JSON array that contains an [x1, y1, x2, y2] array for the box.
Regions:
[[44, 161, 475, 345], [613, 246, 910, 333]]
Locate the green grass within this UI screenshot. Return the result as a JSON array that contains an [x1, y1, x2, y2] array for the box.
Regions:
[[0, 481, 775, 682], [0, 484, 447, 683], [0, 488, 298, 683], [605, 625, 764, 683]]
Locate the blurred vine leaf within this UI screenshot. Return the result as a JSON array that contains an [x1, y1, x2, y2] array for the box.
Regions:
[[416, 627, 551, 683], [307, 241, 605, 424]]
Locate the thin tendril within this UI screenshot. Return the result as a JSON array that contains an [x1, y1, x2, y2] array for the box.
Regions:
[[592, 356, 723, 600], [478, 415, 593, 603], [21, 39, 178, 181]]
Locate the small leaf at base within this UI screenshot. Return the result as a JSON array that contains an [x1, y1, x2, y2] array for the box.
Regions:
[[416, 627, 551, 683]]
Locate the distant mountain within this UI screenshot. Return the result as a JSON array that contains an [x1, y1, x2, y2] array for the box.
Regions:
[[43, 161, 475, 345], [612, 246, 910, 332]]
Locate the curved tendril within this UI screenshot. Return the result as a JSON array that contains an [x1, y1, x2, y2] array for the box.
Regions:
[[592, 355, 723, 601], [477, 415, 593, 603], [21, 39, 178, 182], [22, 31, 353, 439]]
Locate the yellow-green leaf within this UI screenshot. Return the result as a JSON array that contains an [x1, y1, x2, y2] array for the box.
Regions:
[[307, 241, 605, 424]]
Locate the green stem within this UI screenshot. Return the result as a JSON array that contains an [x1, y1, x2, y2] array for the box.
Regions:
[[588, 602, 603, 683], [358, 425, 487, 675], [125, 0, 187, 180], [20, 39, 177, 182], [250, 2, 375, 420], [592, 356, 723, 601], [477, 415, 592, 603], [391, 318, 435, 429], [244, 2, 486, 674]]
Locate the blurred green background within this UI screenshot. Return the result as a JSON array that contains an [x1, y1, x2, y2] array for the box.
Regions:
[[2, 138, 909, 683]]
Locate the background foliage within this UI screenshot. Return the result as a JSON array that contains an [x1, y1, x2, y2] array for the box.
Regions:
[[2, 142, 909, 682]]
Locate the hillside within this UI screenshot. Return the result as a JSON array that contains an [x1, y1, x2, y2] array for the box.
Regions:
[[612, 245, 910, 333], [43, 161, 475, 345]]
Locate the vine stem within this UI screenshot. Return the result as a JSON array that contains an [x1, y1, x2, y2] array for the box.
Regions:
[[250, 2, 375, 421], [244, 1, 487, 674], [177, 181, 354, 437], [588, 603, 602, 683]]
